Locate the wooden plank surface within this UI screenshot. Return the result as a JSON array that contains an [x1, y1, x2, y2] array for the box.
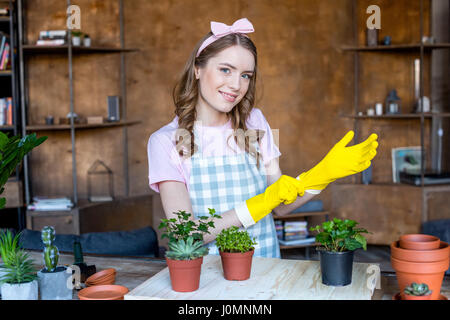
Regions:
[[125, 255, 376, 300]]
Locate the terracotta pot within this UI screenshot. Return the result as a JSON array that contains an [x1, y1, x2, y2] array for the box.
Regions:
[[166, 257, 203, 292], [399, 234, 440, 250], [219, 249, 254, 281], [391, 241, 450, 262], [403, 293, 432, 300], [391, 256, 449, 300]]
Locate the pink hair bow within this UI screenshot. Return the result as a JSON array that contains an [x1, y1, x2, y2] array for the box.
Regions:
[[196, 18, 254, 57]]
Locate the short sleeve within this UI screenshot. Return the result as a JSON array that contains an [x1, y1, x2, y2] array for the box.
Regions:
[[147, 133, 185, 193], [252, 108, 281, 166]]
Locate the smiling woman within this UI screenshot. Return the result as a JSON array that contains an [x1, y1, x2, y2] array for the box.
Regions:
[[147, 18, 378, 260]]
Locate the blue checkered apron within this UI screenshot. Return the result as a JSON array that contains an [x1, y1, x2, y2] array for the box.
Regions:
[[188, 130, 281, 258]]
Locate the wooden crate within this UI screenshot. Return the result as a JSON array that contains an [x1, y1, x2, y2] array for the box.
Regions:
[[125, 255, 377, 300]]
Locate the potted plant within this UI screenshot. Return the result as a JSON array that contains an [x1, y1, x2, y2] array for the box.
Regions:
[[83, 34, 91, 47], [403, 282, 432, 300], [215, 226, 257, 281], [158, 208, 221, 292], [0, 132, 47, 209], [0, 229, 19, 282], [37, 226, 73, 300], [309, 218, 370, 286], [71, 30, 83, 46], [0, 230, 38, 300]]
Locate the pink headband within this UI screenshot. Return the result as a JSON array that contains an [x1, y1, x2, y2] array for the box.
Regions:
[[196, 18, 255, 58]]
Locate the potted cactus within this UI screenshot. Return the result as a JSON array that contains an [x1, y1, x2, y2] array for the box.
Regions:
[[36, 226, 73, 300], [0, 230, 38, 300], [309, 218, 370, 286], [158, 208, 221, 292], [216, 226, 257, 281], [403, 282, 432, 300]]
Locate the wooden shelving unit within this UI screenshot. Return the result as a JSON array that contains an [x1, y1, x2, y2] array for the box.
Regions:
[[25, 120, 141, 131], [341, 42, 450, 52], [15, 0, 140, 233]]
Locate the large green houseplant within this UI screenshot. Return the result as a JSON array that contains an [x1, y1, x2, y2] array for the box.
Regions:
[[0, 132, 47, 209], [0, 230, 38, 300], [158, 208, 221, 292], [309, 218, 370, 286], [215, 226, 257, 281]]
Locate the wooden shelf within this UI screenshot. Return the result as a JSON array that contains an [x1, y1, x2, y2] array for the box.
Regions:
[[0, 70, 12, 76], [0, 125, 15, 130], [273, 211, 329, 220], [0, 17, 10, 23], [340, 112, 450, 119], [340, 43, 450, 52], [22, 44, 139, 54], [25, 120, 141, 131]]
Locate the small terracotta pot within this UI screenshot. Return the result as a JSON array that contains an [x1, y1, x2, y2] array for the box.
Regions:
[[391, 256, 449, 300], [391, 241, 449, 262], [399, 234, 440, 250], [166, 257, 203, 292], [219, 249, 254, 281], [403, 293, 432, 300]]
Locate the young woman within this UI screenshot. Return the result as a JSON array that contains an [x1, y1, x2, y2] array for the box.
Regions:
[[147, 18, 378, 258]]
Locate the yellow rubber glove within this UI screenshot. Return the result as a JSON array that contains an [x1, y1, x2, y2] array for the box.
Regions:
[[297, 130, 378, 192], [235, 175, 306, 228]]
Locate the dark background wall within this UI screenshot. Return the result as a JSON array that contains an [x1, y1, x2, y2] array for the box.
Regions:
[[24, 0, 436, 215]]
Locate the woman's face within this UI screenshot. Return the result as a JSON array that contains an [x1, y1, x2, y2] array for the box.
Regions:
[[195, 45, 255, 116]]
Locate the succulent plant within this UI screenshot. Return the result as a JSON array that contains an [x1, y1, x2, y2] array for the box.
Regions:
[[0, 249, 37, 284], [41, 226, 59, 272], [165, 236, 209, 260], [404, 282, 432, 296]]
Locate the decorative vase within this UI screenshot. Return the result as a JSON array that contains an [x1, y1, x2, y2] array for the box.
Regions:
[[83, 37, 91, 47], [0, 280, 38, 300], [219, 249, 254, 281], [37, 266, 73, 300], [166, 257, 203, 292], [399, 234, 440, 250], [318, 248, 354, 286], [391, 256, 449, 300], [72, 36, 81, 46]]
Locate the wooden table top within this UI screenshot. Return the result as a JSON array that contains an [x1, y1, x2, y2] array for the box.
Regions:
[[26, 251, 449, 300]]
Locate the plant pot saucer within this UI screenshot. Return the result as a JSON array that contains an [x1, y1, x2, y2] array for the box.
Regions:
[[78, 285, 128, 300], [392, 292, 448, 300]]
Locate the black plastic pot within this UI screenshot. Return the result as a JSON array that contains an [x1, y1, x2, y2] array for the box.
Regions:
[[318, 248, 354, 286]]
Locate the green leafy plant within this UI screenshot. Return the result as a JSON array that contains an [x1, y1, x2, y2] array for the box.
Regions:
[[41, 226, 59, 272], [309, 218, 370, 252], [71, 30, 83, 37], [158, 208, 221, 243], [0, 229, 37, 284], [215, 226, 257, 253], [404, 282, 432, 296], [0, 132, 47, 209], [0, 229, 21, 266], [165, 236, 209, 260], [0, 250, 37, 284]]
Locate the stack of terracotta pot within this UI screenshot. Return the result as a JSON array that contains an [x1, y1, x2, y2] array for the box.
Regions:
[[391, 234, 449, 300]]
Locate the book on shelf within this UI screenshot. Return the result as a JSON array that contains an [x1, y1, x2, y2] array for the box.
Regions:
[[27, 196, 74, 211], [36, 39, 66, 46], [0, 97, 12, 126], [0, 43, 10, 70], [278, 237, 316, 246], [39, 30, 67, 38], [0, 8, 9, 16]]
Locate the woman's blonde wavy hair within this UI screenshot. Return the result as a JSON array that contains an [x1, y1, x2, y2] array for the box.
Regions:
[[172, 31, 264, 168]]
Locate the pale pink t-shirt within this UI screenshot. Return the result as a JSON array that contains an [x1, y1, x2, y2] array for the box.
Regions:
[[147, 108, 281, 193]]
